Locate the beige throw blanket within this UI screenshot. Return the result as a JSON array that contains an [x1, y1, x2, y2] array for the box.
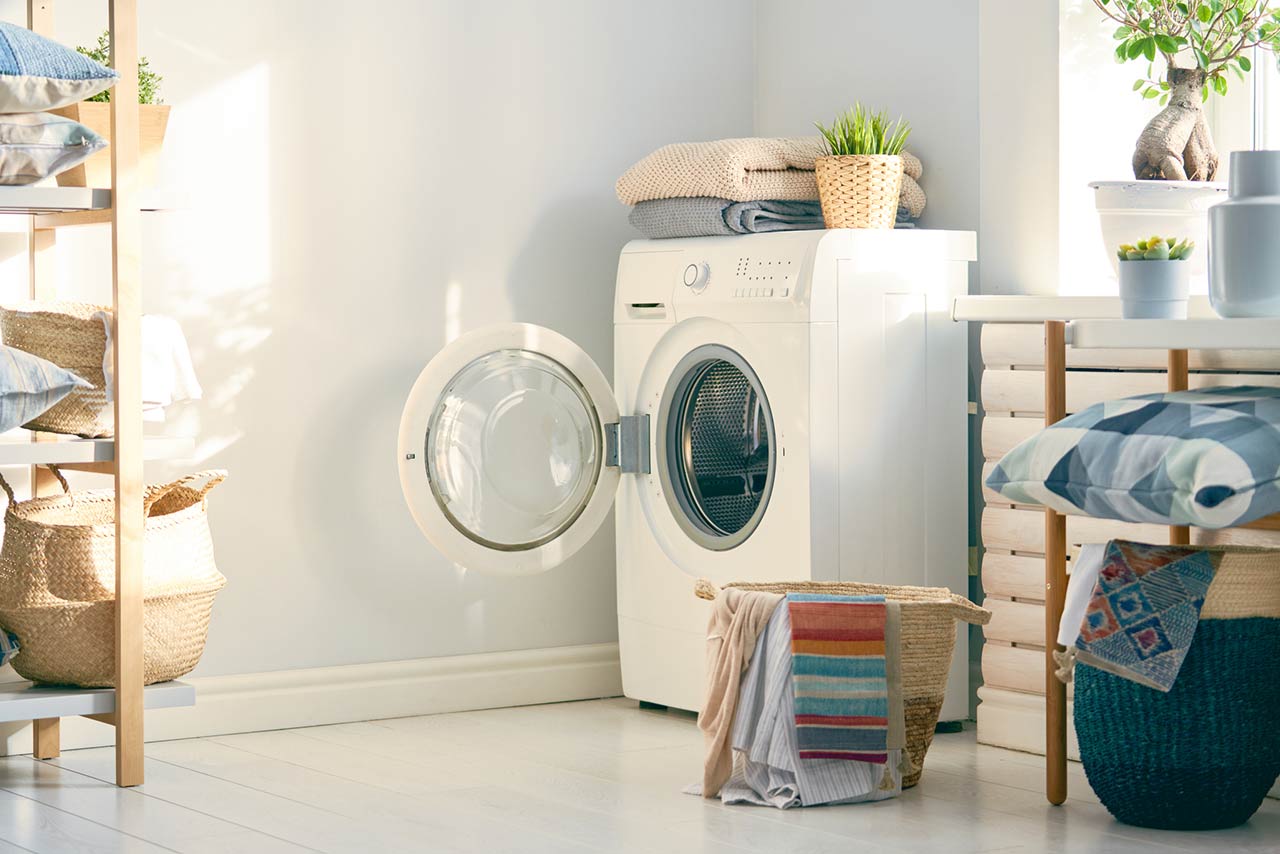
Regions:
[[698, 587, 784, 798], [616, 136, 926, 217]]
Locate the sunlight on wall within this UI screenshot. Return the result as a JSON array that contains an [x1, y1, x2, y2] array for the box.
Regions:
[[156, 62, 273, 462], [1058, 0, 1160, 295]]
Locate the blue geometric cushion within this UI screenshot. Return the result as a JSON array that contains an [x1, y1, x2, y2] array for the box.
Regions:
[[0, 23, 116, 112], [986, 386, 1280, 528], [0, 345, 89, 433]]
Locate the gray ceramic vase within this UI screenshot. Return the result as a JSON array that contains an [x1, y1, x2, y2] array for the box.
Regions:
[[1209, 150, 1280, 317]]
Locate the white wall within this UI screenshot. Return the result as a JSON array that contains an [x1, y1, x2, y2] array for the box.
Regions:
[[754, 0, 980, 236], [0, 0, 756, 678]]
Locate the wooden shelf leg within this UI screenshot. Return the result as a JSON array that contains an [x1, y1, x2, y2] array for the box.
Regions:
[[32, 717, 59, 759], [1168, 350, 1192, 546], [1044, 321, 1068, 806], [109, 0, 144, 789]]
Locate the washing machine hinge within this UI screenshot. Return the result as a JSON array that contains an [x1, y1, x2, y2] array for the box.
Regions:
[[605, 415, 650, 474]]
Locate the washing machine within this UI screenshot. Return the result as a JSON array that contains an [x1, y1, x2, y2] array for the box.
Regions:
[[398, 228, 976, 720]]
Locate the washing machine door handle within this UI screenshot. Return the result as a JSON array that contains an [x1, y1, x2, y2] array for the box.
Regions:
[[604, 414, 650, 475]]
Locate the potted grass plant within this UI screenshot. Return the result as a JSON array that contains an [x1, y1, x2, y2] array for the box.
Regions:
[[813, 104, 911, 229], [1117, 234, 1195, 318], [51, 30, 167, 189]]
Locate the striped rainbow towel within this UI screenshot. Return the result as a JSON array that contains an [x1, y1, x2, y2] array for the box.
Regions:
[[787, 592, 888, 764]]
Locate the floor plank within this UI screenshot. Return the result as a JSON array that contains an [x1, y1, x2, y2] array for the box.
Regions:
[[0, 699, 1268, 853]]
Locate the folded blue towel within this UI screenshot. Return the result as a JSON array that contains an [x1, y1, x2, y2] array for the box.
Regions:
[[629, 197, 824, 239]]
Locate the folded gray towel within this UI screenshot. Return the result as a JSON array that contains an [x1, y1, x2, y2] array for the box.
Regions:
[[629, 197, 824, 239]]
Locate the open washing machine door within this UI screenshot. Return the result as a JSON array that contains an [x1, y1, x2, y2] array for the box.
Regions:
[[398, 322, 646, 576]]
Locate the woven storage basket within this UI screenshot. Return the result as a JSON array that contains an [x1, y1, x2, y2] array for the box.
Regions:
[[1073, 545, 1280, 830], [0, 469, 227, 687], [814, 154, 904, 229], [695, 578, 990, 788], [0, 302, 112, 437]]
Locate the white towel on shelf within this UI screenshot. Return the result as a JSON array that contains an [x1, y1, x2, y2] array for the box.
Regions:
[[93, 312, 203, 421]]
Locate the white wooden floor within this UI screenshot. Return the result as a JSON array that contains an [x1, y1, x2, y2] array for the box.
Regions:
[[0, 698, 1273, 853]]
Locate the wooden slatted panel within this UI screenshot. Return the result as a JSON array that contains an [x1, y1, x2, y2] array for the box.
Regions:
[[981, 323, 1280, 371], [981, 642, 1074, 697], [982, 369, 1280, 415], [982, 416, 1038, 460], [982, 506, 1280, 553], [985, 598, 1045, 646], [981, 552, 1051, 602]]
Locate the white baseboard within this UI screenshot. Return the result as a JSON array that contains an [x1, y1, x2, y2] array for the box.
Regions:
[[0, 642, 623, 756], [976, 687, 1279, 800]]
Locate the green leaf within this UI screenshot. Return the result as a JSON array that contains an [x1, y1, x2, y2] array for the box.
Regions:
[[1203, 83, 1211, 101], [1195, 47, 1210, 68], [1198, 3, 1213, 21], [1155, 34, 1180, 53], [1114, 24, 1133, 39], [1116, 41, 1130, 63], [1133, 78, 1146, 90], [1233, 62, 1245, 79], [1177, 1, 1190, 13], [1143, 37, 1157, 61], [1239, 54, 1252, 71], [1129, 37, 1149, 59], [1160, 92, 1170, 105], [1144, 86, 1161, 98], [1213, 73, 1229, 94]]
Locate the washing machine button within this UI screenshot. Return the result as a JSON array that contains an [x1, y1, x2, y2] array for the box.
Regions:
[[682, 262, 710, 292]]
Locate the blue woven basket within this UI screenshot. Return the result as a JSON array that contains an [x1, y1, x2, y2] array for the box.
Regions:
[[1074, 617, 1280, 830]]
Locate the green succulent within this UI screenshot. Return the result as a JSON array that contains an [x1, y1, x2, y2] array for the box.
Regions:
[[1117, 235, 1194, 261]]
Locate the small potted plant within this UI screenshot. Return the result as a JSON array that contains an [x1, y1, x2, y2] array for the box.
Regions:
[[1117, 235, 1195, 318], [813, 104, 910, 230], [51, 30, 167, 189]]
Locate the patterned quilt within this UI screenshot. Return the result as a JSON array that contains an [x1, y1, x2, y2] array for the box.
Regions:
[[986, 386, 1280, 528]]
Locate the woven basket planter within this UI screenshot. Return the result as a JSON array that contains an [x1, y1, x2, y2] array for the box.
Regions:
[[0, 302, 112, 437], [814, 154, 904, 229], [695, 578, 990, 788], [1073, 546, 1280, 830], [0, 469, 227, 687]]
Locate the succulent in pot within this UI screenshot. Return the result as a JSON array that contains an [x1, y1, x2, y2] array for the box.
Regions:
[[1117, 235, 1195, 318]]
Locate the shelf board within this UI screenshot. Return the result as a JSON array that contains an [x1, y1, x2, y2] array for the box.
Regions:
[[952, 295, 1218, 323], [0, 679, 193, 724], [0, 435, 194, 468], [1067, 318, 1280, 350], [0, 186, 111, 215]]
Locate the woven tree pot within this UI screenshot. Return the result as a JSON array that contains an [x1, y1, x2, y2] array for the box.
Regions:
[[0, 302, 112, 437], [695, 578, 990, 788], [0, 470, 227, 687], [814, 154, 904, 229], [1075, 617, 1280, 830]]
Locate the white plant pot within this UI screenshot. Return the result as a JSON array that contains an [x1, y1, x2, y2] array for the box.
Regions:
[[1091, 180, 1225, 293], [1208, 150, 1280, 318], [1118, 260, 1190, 319]]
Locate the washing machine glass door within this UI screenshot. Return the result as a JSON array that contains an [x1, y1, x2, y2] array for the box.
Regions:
[[398, 323, 629, 576]]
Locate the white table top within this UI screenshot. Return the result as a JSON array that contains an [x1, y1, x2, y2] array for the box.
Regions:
[[951, 295, 1218, 322]]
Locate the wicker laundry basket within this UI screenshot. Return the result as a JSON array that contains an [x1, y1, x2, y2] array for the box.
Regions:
[[1073, 546, 1280, 830], [814, 154, 905, 230], [0, 469, 227, 687], [695, 578, 990, 788], [0, 302, 112, 437]]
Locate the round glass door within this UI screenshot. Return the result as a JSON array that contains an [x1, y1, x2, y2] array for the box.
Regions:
[[659, 345, 775, 550], [425, 349, 602, 551]]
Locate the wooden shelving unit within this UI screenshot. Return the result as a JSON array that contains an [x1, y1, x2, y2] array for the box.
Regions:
[[956, 295, 1280, 806], [0, 0, 192, 788]]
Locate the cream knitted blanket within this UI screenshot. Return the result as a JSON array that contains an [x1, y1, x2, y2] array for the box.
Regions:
[[617, 136, 926, 216]]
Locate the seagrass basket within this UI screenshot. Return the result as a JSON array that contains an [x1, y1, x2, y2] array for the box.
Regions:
[[814, 154, 904, 229], [695, 578, 990, 787], [0, 469, 227, 687], [1073, 545, 1280, 830], [0, 302, 112, 437]]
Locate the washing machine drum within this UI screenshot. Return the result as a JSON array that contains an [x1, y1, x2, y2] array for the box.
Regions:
[[398, 324, 776, 576], [657, 344, 775, 552]]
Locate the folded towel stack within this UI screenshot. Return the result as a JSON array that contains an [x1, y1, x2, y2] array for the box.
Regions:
[[616, 136, 927, 239]]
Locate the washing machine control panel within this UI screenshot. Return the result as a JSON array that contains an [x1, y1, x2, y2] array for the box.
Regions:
[[729, 254, 798, 299]]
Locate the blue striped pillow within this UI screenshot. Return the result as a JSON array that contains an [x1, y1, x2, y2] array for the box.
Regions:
[[0, 345, 88, 433], [0, 23, 117, 112]]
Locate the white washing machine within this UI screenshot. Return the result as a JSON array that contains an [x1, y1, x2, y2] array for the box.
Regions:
[[398, 229, 975, 720]]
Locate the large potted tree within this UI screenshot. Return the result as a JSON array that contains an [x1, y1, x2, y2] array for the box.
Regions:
[[1089, 0, 1280, 283]]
